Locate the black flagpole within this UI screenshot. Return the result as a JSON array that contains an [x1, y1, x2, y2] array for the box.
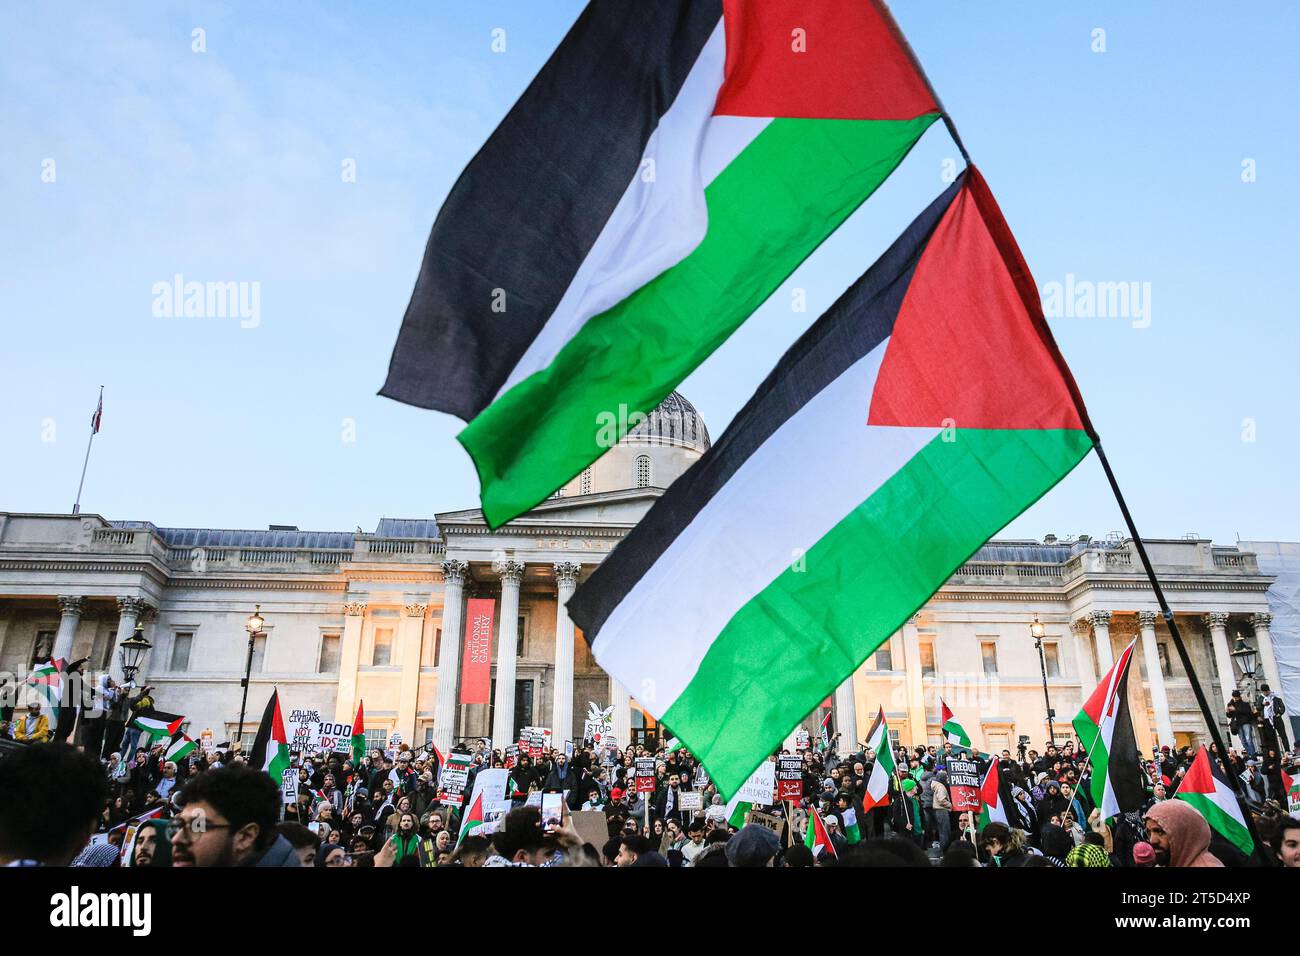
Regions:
[[1091, 437, 1273, 865]]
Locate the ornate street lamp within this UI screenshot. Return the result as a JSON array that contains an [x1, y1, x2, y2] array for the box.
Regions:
[[1231, 633, 1259, 699], [1031, 616, 1056, 746], [238, 605, 266, 746], [118, 624, 152, 684]]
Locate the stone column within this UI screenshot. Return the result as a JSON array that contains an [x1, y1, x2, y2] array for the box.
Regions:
[[1072, 618, 1098, 691], [835, 672, 859, 751], [109, 597, 149, 684], [396, 603, 427, 744], [900, 618, 927, 747], [1089, 610, 1114, 673], [1138, 611, 1175, 750], [551, 562, 581, 744], [432, 560, 468, 753], [335, 602, 366, 723], [1250, 613, 1284, 701], [52, 595, 84, 662], [609, 676, 633, 751], [491, 560, 525, 749], [1204, 612, 1237, 707]]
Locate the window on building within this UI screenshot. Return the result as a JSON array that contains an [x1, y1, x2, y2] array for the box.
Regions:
[[31, 630, 55, 668], [1157, 642, 1172, 677], [635, 455, 652, 488], [372, 627, 393, 666], [1042, 642, 1061, 677], [872, 643, 893, 671], [434, 627, 442, 664], [517, 616, 526, 657], [365, 728, 388, 754], [888, 728, 901, 749], [579, 468, 592, 495], [919, 641, 935, 676], [170, 632, 193, 671], [980, 641, 999, 676], [318, 634, 341, 673], [988, 733, 1010, 753], [250, 634, 267, 672]]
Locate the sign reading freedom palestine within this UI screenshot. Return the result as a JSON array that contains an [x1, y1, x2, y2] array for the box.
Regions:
[[635, 757, 657, 794], [776, 754, 803, 801], [947, 756, 981, 812], [460, 598, 495, 705]]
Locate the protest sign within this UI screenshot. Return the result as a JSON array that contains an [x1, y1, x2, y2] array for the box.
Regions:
[[678, 791, 703, 812], [947, 756, 982, 812], [795, 729, 811, 751], [286, 708, 323, 752], [583, 701, 615, 747], [281, 767, 299, 805], [437, 751, 473, 807], [736, 759, 777, 806], [776, 754, 803, 801], [635, 756, 657, 794]]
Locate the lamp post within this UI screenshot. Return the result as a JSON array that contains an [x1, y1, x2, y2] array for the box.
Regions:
[[238, 605, 265, 746], [1031, 616, 1056, 746], [118, 625, 152, 685], [1230, 633, 1259, 702]]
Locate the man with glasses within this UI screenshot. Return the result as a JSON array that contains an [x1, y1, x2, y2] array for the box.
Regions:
[[169, 764, 299, 867]]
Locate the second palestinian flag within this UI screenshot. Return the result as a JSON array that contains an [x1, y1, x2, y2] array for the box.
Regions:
[[382, 0, 940, 527], [1073, 639, 1146, 820], [940, 699, 971, 748], [1176, 746, 1253, 857], [568, 167, 1095, 798], [249, 689, 291, 784]]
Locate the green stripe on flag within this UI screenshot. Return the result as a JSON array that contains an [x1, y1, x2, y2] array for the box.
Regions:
[[1176, 792, 1253, 857], [664, 427, 1093, 796], [461, 114, 939, 526]]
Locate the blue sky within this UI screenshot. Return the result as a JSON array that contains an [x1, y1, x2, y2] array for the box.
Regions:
[[2, 1, 1297, 544]]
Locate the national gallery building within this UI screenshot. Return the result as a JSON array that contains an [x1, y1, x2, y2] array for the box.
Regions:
[[0, 393, 1294, 756]]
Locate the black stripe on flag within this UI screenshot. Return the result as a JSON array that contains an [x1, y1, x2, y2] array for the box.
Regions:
[[248, 689, 279, 772], [382, 0, 722, 419], [1107, 651, 1148, 814], [567, 173, 966, 641]]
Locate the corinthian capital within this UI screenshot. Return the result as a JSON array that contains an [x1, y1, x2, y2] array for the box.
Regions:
[[1251, 612, 1273, 630], [405, 603, 429, 618], [1203, 612, 1230, 630], [1087, 610, 1112, 629], [343, 601, 367, 617], [553, 562, 582, 587], [441, 559, 469, 586], [1137, 610, 1160, 629], [493, 559, 526, 585], [58, 595, 84, 617], [116, 596, 150, 618]]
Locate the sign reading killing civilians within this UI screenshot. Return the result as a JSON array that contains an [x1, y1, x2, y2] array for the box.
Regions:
[[285, 709, 352, 754], [459, 597, 496, 705], [947, 756, 982, 812], [635, 757, 657, 794], [776, 755, 803, 801]]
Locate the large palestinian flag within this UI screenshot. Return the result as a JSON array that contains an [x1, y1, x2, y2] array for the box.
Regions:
[[164, 732, 196, 762], [1176, 746, 1253, 857], [382, 0, 941, 528], [249, 689, 291, 784], [862, 708, 894, 811], [1073, 639, 1146, 819], [567, 167, 1096, 797], [131, 711, 185, 744]]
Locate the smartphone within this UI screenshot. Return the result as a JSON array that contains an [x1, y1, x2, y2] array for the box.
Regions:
[[541, 792, 563, 831]]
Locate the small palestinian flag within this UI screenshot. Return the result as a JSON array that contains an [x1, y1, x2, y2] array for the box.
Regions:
[[1176, 746, 1253, 857], [569, 168, 1096, 799], [457, 792, 486, 847], [840, 805, 862, 845], [805, 807, 838, 860], [862, 709, 894, 811], [249, 689, 291, 783], [27, 658, 65, 714], [1073, 639, 1146, 819], [978, 759, 1008, 829], [818, 710, 833, 752], [383, 0, 942, 528], [940, 698, 971, 748], [726, 797, 752, 830], [132, 711, 185, 744], [164, 732, 196, 762], [350, 701, 366, 767]]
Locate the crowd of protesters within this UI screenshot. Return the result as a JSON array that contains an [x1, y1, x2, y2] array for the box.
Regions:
[[1, 704, 1298, 867]]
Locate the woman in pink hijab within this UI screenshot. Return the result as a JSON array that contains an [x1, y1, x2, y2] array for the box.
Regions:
[[1143, 800, 1223, 867]]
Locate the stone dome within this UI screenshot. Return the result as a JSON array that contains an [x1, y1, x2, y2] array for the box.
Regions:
[[623, 391, 711, 452]]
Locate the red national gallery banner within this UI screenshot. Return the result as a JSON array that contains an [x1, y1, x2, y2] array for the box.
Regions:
[[459, 598, 495, 705]]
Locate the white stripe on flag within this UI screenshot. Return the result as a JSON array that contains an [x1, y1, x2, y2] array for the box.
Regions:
[[594, 341, 938, 717]]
